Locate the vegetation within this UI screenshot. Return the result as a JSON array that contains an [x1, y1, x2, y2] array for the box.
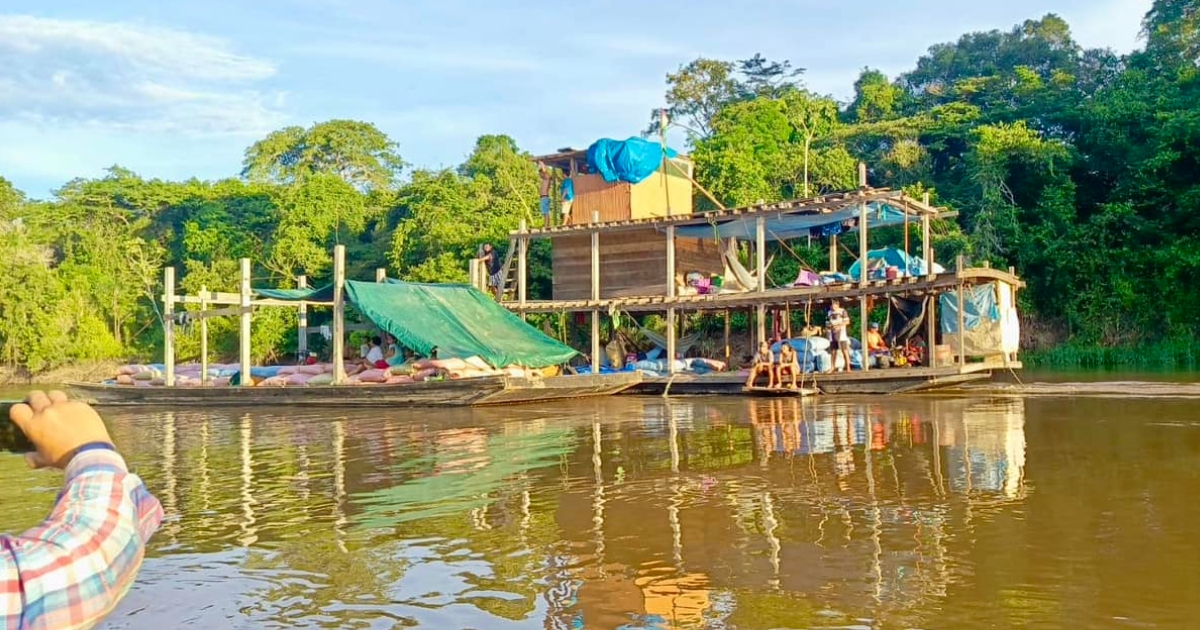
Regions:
[[2, 1, 1198, 373]]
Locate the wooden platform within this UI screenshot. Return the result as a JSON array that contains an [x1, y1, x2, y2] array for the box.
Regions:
[[742, 386, 816, 397], [68, 373, 642, 408], [626, 362, 1017, 396], [505, 267, 1022, 314]]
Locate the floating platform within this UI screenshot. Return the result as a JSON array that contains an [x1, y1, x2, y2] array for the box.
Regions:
[[69, 373, 642, 408], [741, 386, 817, 397], [626, 362, 1016, 396]]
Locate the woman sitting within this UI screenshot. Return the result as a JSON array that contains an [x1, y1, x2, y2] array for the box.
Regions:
[[745, 341, 776, 388], [775, 343, 801, 388]]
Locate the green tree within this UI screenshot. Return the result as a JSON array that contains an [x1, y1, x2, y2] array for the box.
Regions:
[[242, 120, 405, 191]]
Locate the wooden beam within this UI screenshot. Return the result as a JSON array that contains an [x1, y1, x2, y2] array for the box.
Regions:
[[858, 172, 870, 372], [163, 266, 176, 387], [756, 303, 767, 347], [590, 210, 601, 373], [189, 306, 252, 319], [956, 255, 966, 367], [239, 258, 252, 387], [332, 245, 347, 384], [199, 286, 209, 384], [297, 275, 308, 361], [829, 235, 838, 272], [518, 218, 528, 315], [723, 309, 731, 364], [755, 216, 766, 293], [666, 223, 677, 374]]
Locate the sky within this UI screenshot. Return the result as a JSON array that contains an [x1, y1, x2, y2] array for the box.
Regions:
[[0, 0, 1152, 199]]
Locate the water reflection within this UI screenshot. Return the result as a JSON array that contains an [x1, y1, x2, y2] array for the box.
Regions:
[[1, 396, 1044, 628]]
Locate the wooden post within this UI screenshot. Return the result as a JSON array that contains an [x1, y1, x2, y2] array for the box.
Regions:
[[332, 245, 347, 384], [829, 235, 838, 272], [163, 266, 176, 387], [926, 291, 938, 366], [199, 285, 209, 385], [922, 192, 934, 272], [296, 275, 308, 362], [238, 258, 252, 387], [755, 216, 766, 293], [518, 218, 528, 316], [756, 303, 767, 347], [723, 309, 731, 364], [591, 210, 601, 374], [375, 268, 386, 283], [858, 177, 870, 372], [956, 255, 966, 368], [666, 224, 677, 373]]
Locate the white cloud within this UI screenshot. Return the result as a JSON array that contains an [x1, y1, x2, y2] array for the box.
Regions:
[[0, 14, 286, 136], [289, 40, 543, 73]]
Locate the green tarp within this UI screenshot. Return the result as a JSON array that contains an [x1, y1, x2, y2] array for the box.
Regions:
[[254, 284, 334, 302], [346, 280, 577, 368]]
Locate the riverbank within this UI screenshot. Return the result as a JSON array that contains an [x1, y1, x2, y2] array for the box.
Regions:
[[1022, 339, 1200, 369], [0, 360, 123, 386]]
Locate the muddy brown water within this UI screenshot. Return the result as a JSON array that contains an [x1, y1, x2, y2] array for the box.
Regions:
[[2, 391, 1200, 628]]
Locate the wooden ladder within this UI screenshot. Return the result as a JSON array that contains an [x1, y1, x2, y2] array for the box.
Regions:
[[496, 237, 518, 301]]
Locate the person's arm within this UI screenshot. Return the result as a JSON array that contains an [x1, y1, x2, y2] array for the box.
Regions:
[[2, 451, 163, 630], [3, 391, 164, 630]]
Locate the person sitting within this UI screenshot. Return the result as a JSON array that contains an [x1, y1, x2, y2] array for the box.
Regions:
[[905, 334, 927, 366], [775, 342, 801, 389], [866, 322, 890, 368], [349, 336, 388, 375], [745, 341, 776, 388]]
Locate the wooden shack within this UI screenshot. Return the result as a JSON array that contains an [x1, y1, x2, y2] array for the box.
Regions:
[[538, 147, 715, 300], [550, 228, 723, 301], [539, 148, 694, 222]]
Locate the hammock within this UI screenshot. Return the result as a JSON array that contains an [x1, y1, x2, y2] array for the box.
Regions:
[[632, 320, 702, 355], [720, 238, 774, 292]]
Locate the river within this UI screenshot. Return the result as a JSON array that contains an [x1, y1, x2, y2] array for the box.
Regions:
[[2, 391, 1198, 628]]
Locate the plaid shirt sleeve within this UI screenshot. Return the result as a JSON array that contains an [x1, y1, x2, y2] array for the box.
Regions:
[[0, 449, 164, 630]]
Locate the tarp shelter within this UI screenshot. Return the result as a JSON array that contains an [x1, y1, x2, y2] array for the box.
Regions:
[[254, 285, 335, 302], [586, 137, 679, 184], [356, 280, 578, 368], [673, 200, 913, 242], [939, 282, 1020, 357], [848, 247, 945, 280], [252, 280, 579, 369]]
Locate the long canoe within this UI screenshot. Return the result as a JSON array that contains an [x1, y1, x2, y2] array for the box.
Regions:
[[68, 372, 642, 408]]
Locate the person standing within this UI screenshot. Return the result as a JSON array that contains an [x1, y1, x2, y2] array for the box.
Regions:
[[828, 300, 853, 372], [560, 172, 574, 226], [3, 391, 164, 630], [478, 243, 503, 300], [538, 162, 552, 228]]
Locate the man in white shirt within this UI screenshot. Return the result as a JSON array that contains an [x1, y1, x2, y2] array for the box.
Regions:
[[828, 301, 852, 372]]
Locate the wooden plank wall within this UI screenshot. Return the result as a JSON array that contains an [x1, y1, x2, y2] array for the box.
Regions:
[[551, 228, 724, 301], [572, 174, 631, 223], [629, 167, 693, 218]]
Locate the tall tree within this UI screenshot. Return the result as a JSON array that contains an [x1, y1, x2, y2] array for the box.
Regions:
[[242, 120, 405, 191]]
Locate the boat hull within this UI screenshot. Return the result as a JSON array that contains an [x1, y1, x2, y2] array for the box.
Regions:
[[68, 373, 641, 408], [625, 363, 1016, 396]]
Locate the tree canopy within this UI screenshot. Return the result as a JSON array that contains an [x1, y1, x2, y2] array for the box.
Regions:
[[2, 0, 1198, 373]]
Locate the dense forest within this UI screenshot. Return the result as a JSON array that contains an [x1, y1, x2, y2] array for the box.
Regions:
[[3, 0, 1198, 374]]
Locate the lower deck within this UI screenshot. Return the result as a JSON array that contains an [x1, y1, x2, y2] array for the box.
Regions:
[[624, 361, 1019, 396]]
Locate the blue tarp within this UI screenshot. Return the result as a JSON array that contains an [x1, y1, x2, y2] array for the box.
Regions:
[[586, 137, 678, 184], [673, 201, 912, 242], [940, 285, 1000, 333], [848, 247, 945, 280]]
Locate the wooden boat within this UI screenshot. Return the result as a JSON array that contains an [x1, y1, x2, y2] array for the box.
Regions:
[[628, 361, 1015, 396], [68, 372, 642, 408]]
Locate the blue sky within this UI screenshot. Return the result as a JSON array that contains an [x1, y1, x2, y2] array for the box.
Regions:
[[0, 0, 1151, 198]]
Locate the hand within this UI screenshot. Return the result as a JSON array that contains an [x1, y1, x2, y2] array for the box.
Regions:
[[8, 390, 114, 469]]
